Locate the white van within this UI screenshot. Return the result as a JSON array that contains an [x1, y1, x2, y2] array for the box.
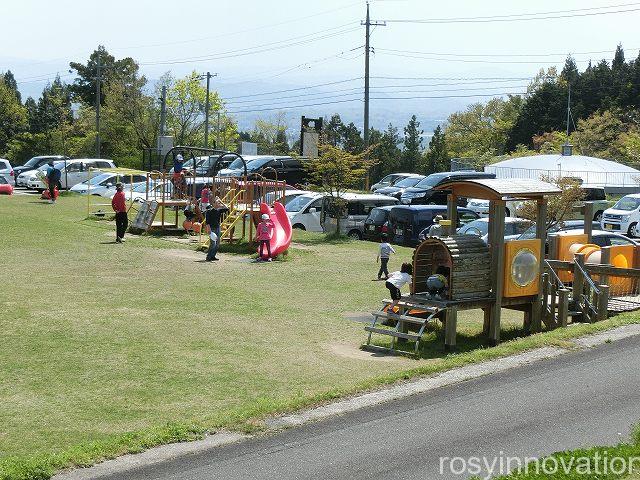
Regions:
[[601, 193, 640, 237], [26, 158, 115, 190], [285, 192, 325, 232], [321, 193, 399, 239]]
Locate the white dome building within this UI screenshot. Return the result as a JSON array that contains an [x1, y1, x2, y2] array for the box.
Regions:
[[484, 152, 640, 194]]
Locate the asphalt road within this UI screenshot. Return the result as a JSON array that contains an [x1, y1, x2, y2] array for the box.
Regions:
[[96, 337, 640, 480]]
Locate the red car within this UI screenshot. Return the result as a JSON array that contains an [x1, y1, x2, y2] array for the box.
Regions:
[[0, 176, 14, 195]]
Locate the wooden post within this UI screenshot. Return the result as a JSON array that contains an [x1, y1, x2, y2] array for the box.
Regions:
[[523, 307, 532, 334], [548, 234, 558, 260], [531, 198, 547, 333], [597, 284, 610, 322], [540, 272, 550, 329], [444, 307, 458, 351], [488, 201, 506, 346], [600, 247, 611, 286], [584, 202, 594, 243], [482, 307, 491, 336], [558, 288, 570, 327], [446, 193, 458, 236]]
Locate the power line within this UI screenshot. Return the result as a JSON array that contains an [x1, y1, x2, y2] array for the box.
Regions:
[[138, 25, 359, 66], [376, 51, 597, 64], [222, 77, 363, 100], [228, 98, 362, 114], [383, 3, 640, 23], [374, 46, 640, 59], [223, 83, 531, 106]]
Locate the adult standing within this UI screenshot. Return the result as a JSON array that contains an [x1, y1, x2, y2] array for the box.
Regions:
[[45, 162, 61, 203], [205, 197, 229, 261], [111, 182, 128, 243]]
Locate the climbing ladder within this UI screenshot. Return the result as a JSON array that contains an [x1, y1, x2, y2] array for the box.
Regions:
[[218, 188, 247, 241], [364, 298, 442, 355]]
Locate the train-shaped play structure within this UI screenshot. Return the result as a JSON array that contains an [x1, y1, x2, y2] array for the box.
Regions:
[[365, 178, 640, 355]]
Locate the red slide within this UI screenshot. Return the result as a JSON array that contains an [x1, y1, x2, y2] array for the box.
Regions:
[[258, 201, 292, 259]]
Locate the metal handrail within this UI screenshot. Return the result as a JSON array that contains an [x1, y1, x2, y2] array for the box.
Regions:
[[544, 260, 566, 289], [575, 259, 601, 295]]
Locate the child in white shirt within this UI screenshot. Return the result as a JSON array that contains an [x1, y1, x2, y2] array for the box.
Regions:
[[386, 262, 413, 309], [376, 234, 396, 280]]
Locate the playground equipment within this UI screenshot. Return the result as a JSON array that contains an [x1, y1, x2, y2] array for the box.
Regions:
[[257, 202, 292, 259], [365, 179, 640, 356], [86, 167, 148, 217]]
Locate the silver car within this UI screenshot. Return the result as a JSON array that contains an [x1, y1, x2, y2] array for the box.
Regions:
[[0, 158, 15, 186]]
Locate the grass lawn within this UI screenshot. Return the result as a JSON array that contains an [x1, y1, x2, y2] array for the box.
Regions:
[[1, 192, 639, 479]]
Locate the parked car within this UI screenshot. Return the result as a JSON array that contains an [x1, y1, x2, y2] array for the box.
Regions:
[[14, 155, 69, 186], [0, 159, 14, 186], [518, 219, 600, 241], [466, 198, 523, 217], [363, 206, 396, 242], [264, 189, 312, 206], [374, 175, 425, 199], [219, 155, 306, 185], [107, 180, 165, 202], [455, 217, 533, 243], [70, 172, 148, 196], [551, 229, 639, 247], [0, 176, 13, 195], [170, 155, 235, 176], [370, 173, 417, 192], [321, 193, 399, 239], [389, 205, 479, 246], [26, 159, 116, 190], [600, 194, 640, 237], [400, 171, 496, 205], [576, 186, 608, 222], [286, 192, 325, 232]]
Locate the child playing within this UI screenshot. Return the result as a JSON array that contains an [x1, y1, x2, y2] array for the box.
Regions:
[[200, 183, 211, 210], [376, 234, 395, 280], [256, 213, 275, 261], [386, 262, 413, 309]]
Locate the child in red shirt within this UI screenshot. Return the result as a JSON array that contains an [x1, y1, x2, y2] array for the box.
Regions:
[[256, 213, 275, 261]]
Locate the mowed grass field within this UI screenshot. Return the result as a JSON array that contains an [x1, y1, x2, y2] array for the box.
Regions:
[[1, 192, 638, 478]]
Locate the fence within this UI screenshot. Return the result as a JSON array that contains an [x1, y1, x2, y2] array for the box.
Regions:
[[485, 165, 640, 188]]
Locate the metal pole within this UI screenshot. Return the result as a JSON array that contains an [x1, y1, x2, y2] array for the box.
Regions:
[[204, 72, 211, 148], [159, 86, 167, 136], [216, 111, 221, 149], [363, 3, 370, 150], [96, 55, 101, 158]]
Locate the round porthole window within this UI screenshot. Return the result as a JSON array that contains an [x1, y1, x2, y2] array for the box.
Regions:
[[511, 248, 538, 287]]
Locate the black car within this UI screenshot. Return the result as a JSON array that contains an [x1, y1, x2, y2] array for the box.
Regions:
[[363, 206, 396, 242], [374, 175, 426, 200], [388, 205, 479, 247], [220, 156, 306, 186], [14, 155, 69, 184], [400, 171, 496, 205]]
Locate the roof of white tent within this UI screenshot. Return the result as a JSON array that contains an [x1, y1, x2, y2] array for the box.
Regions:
[[487, 154, 640, 174]]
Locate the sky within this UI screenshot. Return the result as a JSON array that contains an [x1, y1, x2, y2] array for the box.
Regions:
[[2, 0, 640, 132]]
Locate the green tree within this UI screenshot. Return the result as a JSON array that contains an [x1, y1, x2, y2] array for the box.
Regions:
[[401, 115, 423, 172], [69, 46, 139, 106], [305, 144, 377, 234], [570, 109, 628, 161], [340, 122, 363, 154], [420, 125, 449, 174], [3, 70, 21, 104], [369, 124, 401, 181], [0, 78, 27, 154], [323, 113, 344, 146]]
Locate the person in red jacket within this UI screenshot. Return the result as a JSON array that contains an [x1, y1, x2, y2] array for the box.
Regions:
[[111, 182, 128, 243]]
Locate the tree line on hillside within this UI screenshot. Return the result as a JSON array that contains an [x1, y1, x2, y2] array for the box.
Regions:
[[2, 44, 640, 179]]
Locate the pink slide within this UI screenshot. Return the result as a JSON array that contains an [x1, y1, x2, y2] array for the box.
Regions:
[[257, 201, 292, 259]]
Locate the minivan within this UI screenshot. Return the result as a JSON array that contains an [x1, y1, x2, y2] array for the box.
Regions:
[[14, 155, 69, 186], [363, 206, 396, 242], [388, 205, 479, 246], [400, 171, 496, 205], [601, 193, 640, 237], [322, 193, 399, 239], [286, 192, 325, 232]]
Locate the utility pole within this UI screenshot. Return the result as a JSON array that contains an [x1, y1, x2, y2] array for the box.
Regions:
[[361, 2, 385, 150], [204, 72, 211, 148], [159, 85, 167, 137], [565, 82, 571, 139], [202, 72, 218, 148], [95, 55, 101, 158]]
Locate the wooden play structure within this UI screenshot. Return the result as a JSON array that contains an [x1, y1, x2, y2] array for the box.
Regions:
[[365, 178, 640, 356], [122, 147, 288, 242]]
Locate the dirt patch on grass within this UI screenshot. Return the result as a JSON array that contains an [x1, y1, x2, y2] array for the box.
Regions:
[[327, 342, 410, 363], [161, 248, 204, 261]]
